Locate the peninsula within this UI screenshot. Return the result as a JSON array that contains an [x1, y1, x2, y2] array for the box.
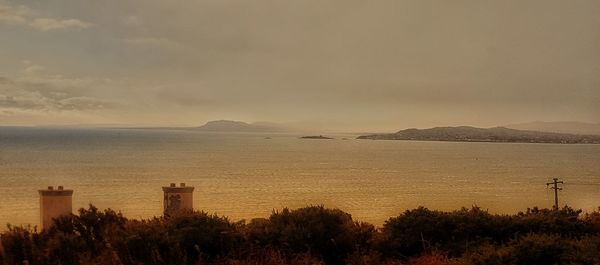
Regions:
[[357, 126, 600, 144]]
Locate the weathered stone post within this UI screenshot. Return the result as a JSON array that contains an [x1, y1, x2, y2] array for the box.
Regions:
[[38, 186, 73, 229], [162, 183, 194, 216]]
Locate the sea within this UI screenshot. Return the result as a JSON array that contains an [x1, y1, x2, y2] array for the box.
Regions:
[[1, 126, 600, 228]]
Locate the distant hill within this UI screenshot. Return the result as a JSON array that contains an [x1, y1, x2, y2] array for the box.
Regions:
[[357, 126, 600, 144], [505, 121, 600, 135], [194, 120, 290, 132]]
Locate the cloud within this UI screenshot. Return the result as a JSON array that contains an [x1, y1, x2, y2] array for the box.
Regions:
[[0, 65, 114, 112], [0, 81, 112, 111], [57, 96, 108, 110], [0, 1, 92, 31], [0, 76, 12, 84], [0, 2, 30, 24], [123, 15, 142, 27], [29, 18, 91, 31], [22, 64, 45, 75], [157, 89, 213, 107], [124, 37, 181, 49], [2, 0, 600, 128], [0, 94, 44, 110], [0, 85, 110, 111], [1, 109, 14, 115]]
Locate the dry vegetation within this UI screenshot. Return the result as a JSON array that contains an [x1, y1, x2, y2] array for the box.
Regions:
[[2, 205, 600, 265]]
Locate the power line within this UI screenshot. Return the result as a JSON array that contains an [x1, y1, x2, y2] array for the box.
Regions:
[[546, 178, 564, 210], [563, 182, 600, 186]]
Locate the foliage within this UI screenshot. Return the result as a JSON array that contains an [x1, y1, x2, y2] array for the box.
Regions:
[[247, 205, 371, 265], [379, 206, 597, 259], [467, 234, 600, 265], [2, 205, 600, 265], [380, 206, 504, 257]]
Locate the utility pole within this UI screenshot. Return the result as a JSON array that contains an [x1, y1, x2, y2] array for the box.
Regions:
[[546, 178, 563, 210]]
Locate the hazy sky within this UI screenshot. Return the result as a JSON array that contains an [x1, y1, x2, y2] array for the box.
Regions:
[[1, 0, 599, 131]]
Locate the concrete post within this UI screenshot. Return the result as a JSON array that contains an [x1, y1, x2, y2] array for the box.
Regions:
[[38, 186, 73, 229], [162, 183, 194, 216]]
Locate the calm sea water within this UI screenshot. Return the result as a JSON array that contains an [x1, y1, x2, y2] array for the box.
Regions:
[[1, 127, 600, 227]]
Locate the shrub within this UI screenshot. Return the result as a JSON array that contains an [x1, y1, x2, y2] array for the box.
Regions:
[[3, 204, 600, 265], [508, 206, 589, 237], [380, 207, 501, 258], [467, 234, 581, 265], [213, 249, 324, 265], [50, 205, 127, 256], [249, 205, 361, 265], [405, 251, 465, 265], [0, 225, 43, 264], [164, 211, 241, 262], [114, 211, 241, 265], [566, 235, 600, 265]]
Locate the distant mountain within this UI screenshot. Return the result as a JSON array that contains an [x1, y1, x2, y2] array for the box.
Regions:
[[505, 121, 600, 136], [357, 126, 600, 144], [194, 120, 290, 132]]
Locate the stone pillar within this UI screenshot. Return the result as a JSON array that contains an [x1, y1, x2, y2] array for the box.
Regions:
[[38, 186, 73, 229], [162, 183, 194, 216]]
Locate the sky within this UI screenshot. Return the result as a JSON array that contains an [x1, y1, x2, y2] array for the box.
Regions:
[[1, 0, 599, 132]]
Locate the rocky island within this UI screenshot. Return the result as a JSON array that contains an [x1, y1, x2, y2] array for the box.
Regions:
[[300, 135, 334, 139], [357, 126, 600, 144]]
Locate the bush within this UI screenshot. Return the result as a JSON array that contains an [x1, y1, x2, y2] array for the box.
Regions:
[[570, 235, 600, 264], [405, 251, 465, 265], [115, 211, 241, 265], [380, 207, 501, 258], [247, 205, 365, 265], [0, 225, 43, 264], [213, 249, 324, 265], [380, 206, 598, 259], [468, 234, 572, 265], [3, 204, 600, 265], [50, 205, 127, 256], [508, 206, 590, 237]]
